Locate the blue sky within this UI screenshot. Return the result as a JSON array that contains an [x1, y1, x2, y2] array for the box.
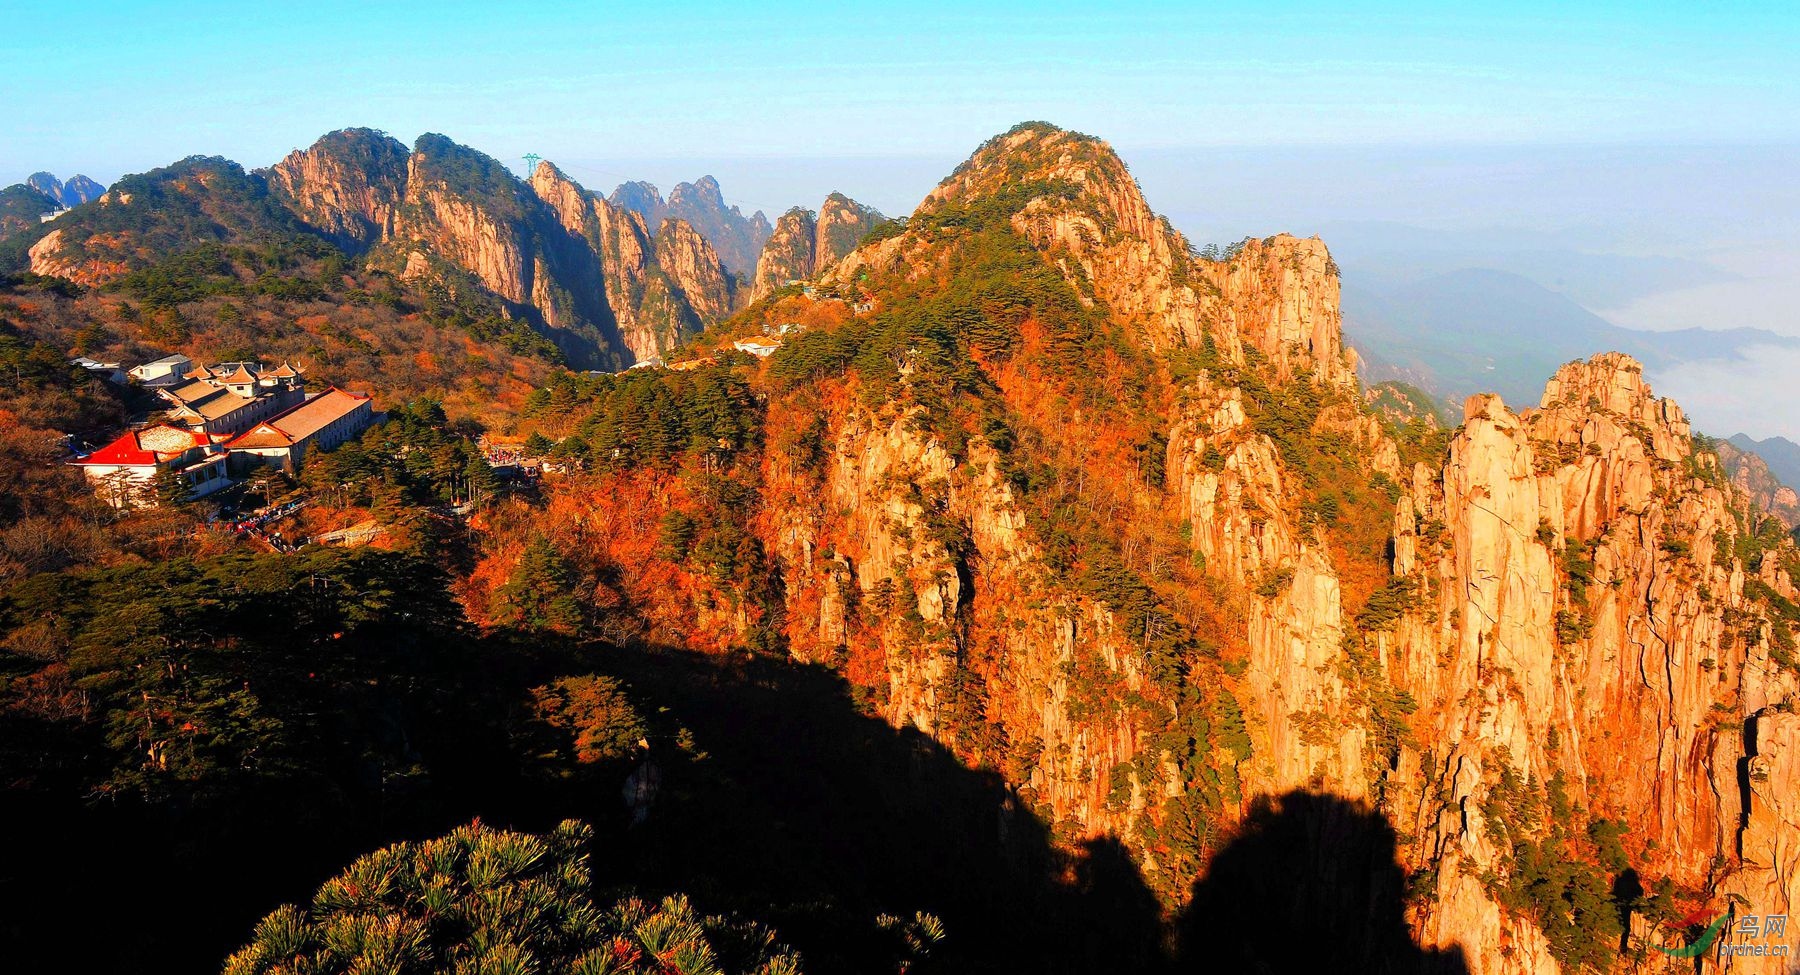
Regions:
[[4, 0, 1797, 187]]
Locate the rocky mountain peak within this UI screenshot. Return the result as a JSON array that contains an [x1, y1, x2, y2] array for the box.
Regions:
[[813, 192, 882, 269], [840, 121, 1354, 386], [1538, 352, 1677, 427], [921, 121, 1132, 220], [670, 174, 724, 209], [653, 217, 735, 323], [527, 159, 581, 202], [749, 194, 884, 300], [1528, 350, 1692, 468], [608, 180, 666, 226], [269, 128, 409, 251], [62, 174, 104, 204], [26, 171, 105, 209], [662, 175, 770, 276], [750, 207, 817, 299]]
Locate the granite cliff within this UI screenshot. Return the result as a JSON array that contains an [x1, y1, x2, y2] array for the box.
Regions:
[[26, 172, 104, 209], [4, 130, 749, 369], [539, 122, 1800, 973], [609, 175, 771, 277], [750, 193, 885, 300], [1718, 437, 1800, 529]]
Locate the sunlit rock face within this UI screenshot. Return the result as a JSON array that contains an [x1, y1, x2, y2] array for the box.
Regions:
[[803, 125, 1800, 974], [267, 131, 747, 368], [751, 193, 885, 301]]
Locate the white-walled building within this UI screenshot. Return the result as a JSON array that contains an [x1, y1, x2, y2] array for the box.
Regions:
[[128, 353, 194, 386], [69, 425, 230, 508], [225, 388, 376, 473]]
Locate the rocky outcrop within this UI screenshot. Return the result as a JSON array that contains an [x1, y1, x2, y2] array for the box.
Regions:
[[750, 194, 884, 300], [1196, 235, 1352, 386], [816, 193, 883, 271], [751, 208, 816, 300], [25, 228, 93, 283], [529, 161, 735, 362], [663, 175, 771, 277], [1166, 376, 1371, 800], [1717, 437, 1800, 528], [26, 172, 104, 209], [1381, 353, 1800, 973], [654, 218, 734, 324], [269, 128, 408, 251]]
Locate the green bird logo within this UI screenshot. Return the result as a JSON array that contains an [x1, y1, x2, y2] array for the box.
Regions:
[[1658, 911, 1729, 958]]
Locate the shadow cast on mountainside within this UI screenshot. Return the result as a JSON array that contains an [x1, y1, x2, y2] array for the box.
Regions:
[[1175, 790, 1469, 975], [0, 631, 1169, 975], [587, 644, 1168, 974], [4, 624, 1475, 975]]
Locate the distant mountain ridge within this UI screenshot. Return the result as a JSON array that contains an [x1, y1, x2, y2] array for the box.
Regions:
[[267, 129, 748, 367], [607, 175, 771, 276], [751, 192, 885, 300], [1715, 436, 1800, 528], [0, 172, 108, 238], [1346, 267, 1798, 405], [0, 130, 750, 369], [1728, 434, 1800, 494], [27, 172, 106, 208]]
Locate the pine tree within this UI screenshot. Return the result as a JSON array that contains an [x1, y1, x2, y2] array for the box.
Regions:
[[531, 674, 648, 765], [224, 819, 808, 975], [492, 535, 583, 632], [150, 465, 191, 507]]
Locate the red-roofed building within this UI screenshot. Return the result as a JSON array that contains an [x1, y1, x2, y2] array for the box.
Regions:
[[225, 388, 376, 473], [70, 425, 230, 507]]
